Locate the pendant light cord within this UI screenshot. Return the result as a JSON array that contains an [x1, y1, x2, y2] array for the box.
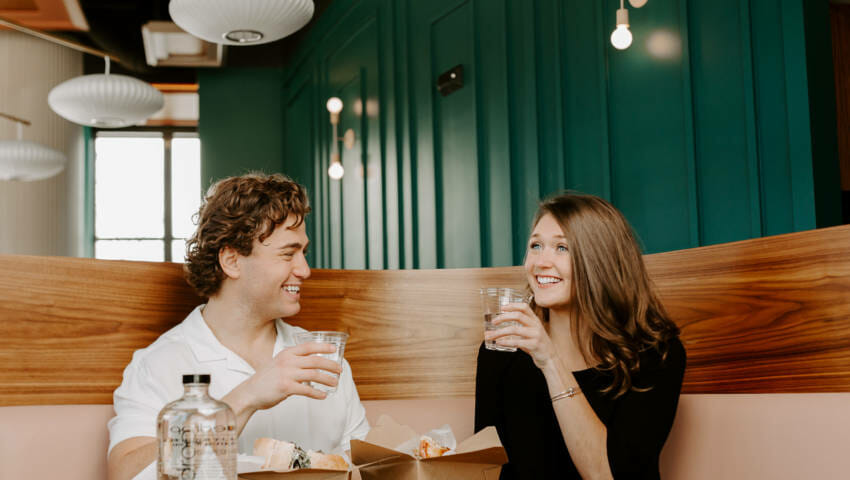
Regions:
[[0, 113, 29, 141]]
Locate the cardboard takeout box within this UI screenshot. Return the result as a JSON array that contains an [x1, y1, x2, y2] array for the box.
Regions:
[[351, 415, 507, 480]]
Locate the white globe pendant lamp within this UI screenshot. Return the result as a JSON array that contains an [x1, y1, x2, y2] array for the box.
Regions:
[[0, 115, 67, 182], [169, 0, 315, 46], [48, 57, 164, 128]]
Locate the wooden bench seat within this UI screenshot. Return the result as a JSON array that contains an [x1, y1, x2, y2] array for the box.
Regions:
[[2, 225, 850, 479]]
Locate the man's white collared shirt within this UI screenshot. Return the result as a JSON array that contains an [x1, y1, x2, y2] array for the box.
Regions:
[[107, 305, 369, 456]]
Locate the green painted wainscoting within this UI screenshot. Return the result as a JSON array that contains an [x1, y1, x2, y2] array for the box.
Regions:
[[204, 0, 840, 269], [198, 68, 286, 187]]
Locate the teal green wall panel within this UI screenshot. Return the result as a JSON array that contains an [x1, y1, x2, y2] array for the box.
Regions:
[[689, 0, 762, 245], [429, 1, 480, 268], [560, 0, 611, 202], [195, 0, 838, 269], [606, 0, 696, 253], [198, 68, 284, 187]]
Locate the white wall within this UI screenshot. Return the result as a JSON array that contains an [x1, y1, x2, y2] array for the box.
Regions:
[[0, 31, 84, 256]]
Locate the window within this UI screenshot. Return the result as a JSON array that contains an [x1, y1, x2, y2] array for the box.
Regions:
[[93, 129, 201, 262]]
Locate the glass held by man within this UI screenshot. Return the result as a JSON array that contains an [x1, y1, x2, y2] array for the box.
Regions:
[[294, 331, 349, 394]]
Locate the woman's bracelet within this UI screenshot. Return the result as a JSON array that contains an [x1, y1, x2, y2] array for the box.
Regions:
[[551, 386, 582, 402]]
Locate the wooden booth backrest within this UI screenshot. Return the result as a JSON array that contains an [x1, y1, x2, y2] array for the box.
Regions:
[[2, 224, 850, 406]]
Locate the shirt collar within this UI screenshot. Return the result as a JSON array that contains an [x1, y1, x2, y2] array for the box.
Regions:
[[184, 305, 229, 363], [184, 305, 296, 375], [272, 318, 301, 355]]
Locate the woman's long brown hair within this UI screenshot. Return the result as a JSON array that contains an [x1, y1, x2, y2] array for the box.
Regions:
[[530, 193, 679, 398]]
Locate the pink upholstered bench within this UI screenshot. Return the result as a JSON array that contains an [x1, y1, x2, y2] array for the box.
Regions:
[[3, 395, 850, 479]]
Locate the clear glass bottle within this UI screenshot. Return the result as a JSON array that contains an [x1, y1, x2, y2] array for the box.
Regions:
[[157, 374, 237, 480]]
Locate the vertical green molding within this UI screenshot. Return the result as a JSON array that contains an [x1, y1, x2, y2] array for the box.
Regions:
[[406, 0, 423, 268], [601, 0, 616, 204], [395, 0, 414, 269], [506, 0, 541, 265], [472, 0, 489, 268], [83, 126, 94, 258], [360, 66, 371, 268], [780, 0, 816, 231], [378, 3, 398, 269], [596, 0, 612, 202], [533, 0, 565, 198], [679, 0, 700, 247], [429, 12, 445, 269], [741, 0, 764, 238], [474, 0, 513, 267], [312, 64, 328, 269]]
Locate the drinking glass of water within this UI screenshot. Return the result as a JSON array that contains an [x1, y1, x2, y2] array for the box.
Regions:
[[294, 331, 349, 394], [480, 288, 529, 352]]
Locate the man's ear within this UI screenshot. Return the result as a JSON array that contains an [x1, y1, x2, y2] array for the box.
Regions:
[[219, 246, 241, 279]]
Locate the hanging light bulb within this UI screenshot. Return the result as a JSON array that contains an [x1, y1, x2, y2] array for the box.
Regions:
[[328, 154, 344, 180], [610, 5, 633, 50], [326, 97, 343, 115], [629, 0, 648, 8]]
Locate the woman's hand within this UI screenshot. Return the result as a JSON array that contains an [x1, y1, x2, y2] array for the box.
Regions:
[[485, 302, 557, 370]]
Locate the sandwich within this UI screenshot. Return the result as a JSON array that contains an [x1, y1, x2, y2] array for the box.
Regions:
[[417, 435, 451, 459], [253, 437, 348, 471]]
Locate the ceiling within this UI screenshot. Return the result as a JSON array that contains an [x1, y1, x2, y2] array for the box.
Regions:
[[0, 0, 332, 84]]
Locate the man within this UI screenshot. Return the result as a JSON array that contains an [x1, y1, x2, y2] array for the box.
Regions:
[[107, 173, 369, 480]]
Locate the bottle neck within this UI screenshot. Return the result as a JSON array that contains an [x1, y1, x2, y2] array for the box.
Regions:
[[183, 383, 210, 397]]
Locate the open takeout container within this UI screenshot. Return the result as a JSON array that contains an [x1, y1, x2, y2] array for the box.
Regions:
[[351, 415, 507, 480]]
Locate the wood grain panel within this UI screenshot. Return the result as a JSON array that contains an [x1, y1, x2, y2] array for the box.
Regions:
[[646, 224, 850, 393], [3, 225, 850, 405], [0, 256, 201, 405], [291, 268, 526, 400]]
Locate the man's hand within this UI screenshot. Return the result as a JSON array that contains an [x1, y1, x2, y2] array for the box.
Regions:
[[248, 341, 342, 408], [223, 342, 342, 435]]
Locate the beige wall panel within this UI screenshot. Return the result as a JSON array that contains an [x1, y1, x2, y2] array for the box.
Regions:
[[0, 31, 83, 256]]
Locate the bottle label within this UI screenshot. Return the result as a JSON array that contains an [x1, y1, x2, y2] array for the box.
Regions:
[[161, 424, 237, 479]]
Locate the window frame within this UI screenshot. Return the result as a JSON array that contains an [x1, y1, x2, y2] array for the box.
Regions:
[[91, 126, 199, 262]]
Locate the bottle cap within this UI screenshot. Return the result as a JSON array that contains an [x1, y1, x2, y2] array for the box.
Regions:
[[183, 374, 211, 384]]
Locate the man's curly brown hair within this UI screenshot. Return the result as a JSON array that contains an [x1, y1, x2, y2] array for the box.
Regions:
[[183, 172, 311, 298]]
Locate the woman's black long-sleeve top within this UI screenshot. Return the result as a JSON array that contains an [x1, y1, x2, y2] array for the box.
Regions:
[[474, 337, 686, 479]]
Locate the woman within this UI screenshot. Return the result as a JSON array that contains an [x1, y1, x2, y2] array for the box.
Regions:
[[475, 193, 686, 479]]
